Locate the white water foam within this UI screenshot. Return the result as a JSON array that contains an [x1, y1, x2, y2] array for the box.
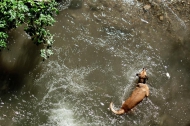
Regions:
[[35, 54, 98, 125], [46, 102, 77, 126], [123, 0, 136, 5]]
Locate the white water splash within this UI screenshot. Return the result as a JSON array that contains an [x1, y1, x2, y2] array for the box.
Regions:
[[166, 72, 170, 79], [47, 102, 77, 126], [35, 54, 98, 125], [123, 0, 136, 5], [141, 19, 149, 24]]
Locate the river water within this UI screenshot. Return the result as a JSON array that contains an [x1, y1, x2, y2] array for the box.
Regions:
[[0, 0, 190, 126]]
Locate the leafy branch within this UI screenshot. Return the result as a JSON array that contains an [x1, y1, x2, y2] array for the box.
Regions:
[[0, 0, 58, 59]]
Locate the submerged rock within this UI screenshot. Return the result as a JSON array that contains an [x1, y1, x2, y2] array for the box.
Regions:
[[159, 15, 164, 21], [143, 4, 151, 10], [69, 0, 83, 9]]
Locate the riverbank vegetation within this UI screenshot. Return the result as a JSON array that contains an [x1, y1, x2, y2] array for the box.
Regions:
[[0, 0, 58, 59]]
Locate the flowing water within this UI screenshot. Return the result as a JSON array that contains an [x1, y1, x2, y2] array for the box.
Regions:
[[1, 0, 190, 126]]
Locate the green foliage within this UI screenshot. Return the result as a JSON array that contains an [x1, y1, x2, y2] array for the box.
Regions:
[[0, 32, 8, 48], [0, 0, 58, 59]]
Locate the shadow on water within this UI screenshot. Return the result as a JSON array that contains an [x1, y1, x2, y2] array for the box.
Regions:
[[0, 27, 41, 94], [151, 24, 190, 125], [0, 26, 46, 126]]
